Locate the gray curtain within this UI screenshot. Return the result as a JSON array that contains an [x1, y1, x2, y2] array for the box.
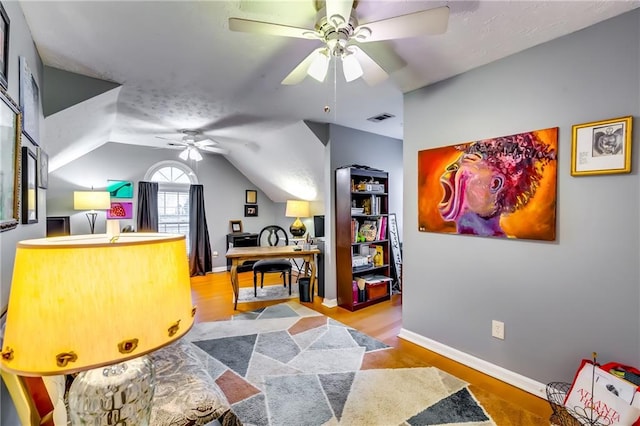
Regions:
[[189, 184, 212, 276], [137, 181, 158, 232]]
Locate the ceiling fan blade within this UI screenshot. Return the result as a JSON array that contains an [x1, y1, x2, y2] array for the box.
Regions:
[[166, 142, 188, 149], [194, 138, 217, 148], [354, 6, 450, 42], [350, 46, 388, 86], [200, 146, 230, 155], [156, 136, 185, 144], [281, 47, 326, 85], [325, 0, 354, 28], [229, 18, 319, 40]]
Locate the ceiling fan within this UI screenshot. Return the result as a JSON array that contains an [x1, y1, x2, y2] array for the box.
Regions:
[[156, 130, 229, 161], [229, 0, 449, 86]]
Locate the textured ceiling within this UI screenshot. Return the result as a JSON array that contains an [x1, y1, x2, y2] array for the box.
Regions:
[[19, 1, 640, 201]]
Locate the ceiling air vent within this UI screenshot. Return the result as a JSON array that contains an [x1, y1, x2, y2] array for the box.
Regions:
[[367, 113, 396, 123]]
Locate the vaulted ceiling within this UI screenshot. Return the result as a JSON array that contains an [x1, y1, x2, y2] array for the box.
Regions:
[[20, 1, 640, 201]]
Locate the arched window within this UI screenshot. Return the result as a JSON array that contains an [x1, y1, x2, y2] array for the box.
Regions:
[[145, 161, 198, 248]]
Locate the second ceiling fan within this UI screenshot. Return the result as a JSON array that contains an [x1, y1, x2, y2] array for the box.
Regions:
[[229, 0, 449, 86]]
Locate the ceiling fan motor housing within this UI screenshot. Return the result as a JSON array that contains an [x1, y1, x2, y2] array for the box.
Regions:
[[315, 9, 358, 57]]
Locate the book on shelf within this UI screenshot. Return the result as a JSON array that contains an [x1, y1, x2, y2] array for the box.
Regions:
[[360, 274, 392, 284]]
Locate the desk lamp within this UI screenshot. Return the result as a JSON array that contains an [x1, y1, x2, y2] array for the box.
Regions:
[[73, 190, 111, 234], [0, 233, 195, 425], [285, 199, 310, 237]]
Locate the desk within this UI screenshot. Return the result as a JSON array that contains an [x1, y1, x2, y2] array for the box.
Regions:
[[226, 246, 320, 310]]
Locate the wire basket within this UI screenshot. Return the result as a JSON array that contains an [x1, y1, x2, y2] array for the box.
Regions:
[[546, 382, 611, 426]]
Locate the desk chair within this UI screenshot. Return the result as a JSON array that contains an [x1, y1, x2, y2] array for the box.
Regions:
[[252, 225, 292, 296]]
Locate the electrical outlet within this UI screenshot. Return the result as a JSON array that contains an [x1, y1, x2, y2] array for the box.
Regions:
[[492, 320, 505, 340], [212, 251, 219, 257]]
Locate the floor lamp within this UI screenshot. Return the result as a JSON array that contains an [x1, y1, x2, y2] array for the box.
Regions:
[[73, 190, 111, 234], [1, 233, 195, 425]]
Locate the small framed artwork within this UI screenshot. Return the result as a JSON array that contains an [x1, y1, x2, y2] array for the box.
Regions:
[[0, 89, 20, 233], [571, 116, 633, 176], [19, 56, 41, 146], [244, 205, 258, 217], [21, 146, 37, 224], [107, 180, 134, 198], [107, 202, 133, 219], [0, 2, 10, 90], [37, 147, 48, 189], [230, 220, 243, 233], [245, 189, 257, 204]]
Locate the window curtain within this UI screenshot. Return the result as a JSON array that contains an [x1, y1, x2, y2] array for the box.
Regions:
[[189, 184, 212, 276], [136, 181, 158, 232]]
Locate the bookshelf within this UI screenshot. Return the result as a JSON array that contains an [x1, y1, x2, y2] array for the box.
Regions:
[[335, 166, 391, 311]]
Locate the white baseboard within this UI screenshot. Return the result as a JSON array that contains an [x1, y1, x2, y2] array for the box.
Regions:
[[322, 298, 337, 308], [398, 328, 547, 400], [211, 266, 228, 273]]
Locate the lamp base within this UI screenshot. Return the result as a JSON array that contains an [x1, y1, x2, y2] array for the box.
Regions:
[[289, 217, 306, 238], [68, 355, 155, 425], [85, 212, 98, 234]]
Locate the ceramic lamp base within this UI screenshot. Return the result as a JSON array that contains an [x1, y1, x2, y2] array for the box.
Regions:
[[289, 217, 306, 237], [68, 355, 155, 425]]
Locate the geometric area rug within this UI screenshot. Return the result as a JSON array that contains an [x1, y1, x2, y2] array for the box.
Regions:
[[186, 301, 496, 425]]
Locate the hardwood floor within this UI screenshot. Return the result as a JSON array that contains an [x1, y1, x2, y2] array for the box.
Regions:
[[190, 271, 553, 425]]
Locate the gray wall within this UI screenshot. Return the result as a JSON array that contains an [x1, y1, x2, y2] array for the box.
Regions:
[[47, 141, 282, 269], [0, 3, 45, 423], [326, 124, 403, 301], [402, 9, 640, 385]]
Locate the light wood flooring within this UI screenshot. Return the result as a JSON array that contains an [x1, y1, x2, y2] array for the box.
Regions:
[[190, 271, 553, 425]]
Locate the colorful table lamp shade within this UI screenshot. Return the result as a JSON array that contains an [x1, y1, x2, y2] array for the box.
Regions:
[[285, 199, 310, 237], [1, 233, 195, 423]]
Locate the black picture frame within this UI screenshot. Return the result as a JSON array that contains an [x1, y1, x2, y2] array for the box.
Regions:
[[0, 89, 21, 233], [0, 3, 10, 90], [19, 56, 41, 146], [21, 146, 37, 224], [245, 189, 257, 204], [244, 204, 258, 217]]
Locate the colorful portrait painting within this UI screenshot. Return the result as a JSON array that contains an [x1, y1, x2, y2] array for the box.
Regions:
[[418, 127, 558, 241]]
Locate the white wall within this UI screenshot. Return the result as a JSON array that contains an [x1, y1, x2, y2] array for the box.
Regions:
[[0, 3, 46, 423], [327, 124, 403, 302], [47, 142, 282, 269], [402, 9, 640, 389]]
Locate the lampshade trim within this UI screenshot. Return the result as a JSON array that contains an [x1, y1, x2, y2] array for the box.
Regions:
[[118, 339, 139, 354], [56, 352, 78, 367], [16, 233, 186, 249], [1, 347, 13, 361], [168, 320, 181, 337]]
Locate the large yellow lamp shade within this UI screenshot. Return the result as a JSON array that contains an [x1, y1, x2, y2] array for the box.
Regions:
[[1, 233, 195, 376]]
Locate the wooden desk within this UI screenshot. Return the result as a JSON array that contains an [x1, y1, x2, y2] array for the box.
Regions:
[[226, 245, 320, 310]]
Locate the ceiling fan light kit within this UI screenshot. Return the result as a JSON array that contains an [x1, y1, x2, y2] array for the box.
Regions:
[[228, 1, 449, 86], [178, 146, 203, 162]]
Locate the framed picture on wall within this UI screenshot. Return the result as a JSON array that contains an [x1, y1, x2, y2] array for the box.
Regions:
[[230, 220, 243, 233], [0, 89, 21, 232], [0, 2, 10, 90], [245, 189, 257, 204], [244, 205, 258, 217], [21, 146, 38, 224], [19, 56, 42, 146], [37, 147, 48, 189], [571, 116, 633, 176], [107, 180, 134, 198]]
